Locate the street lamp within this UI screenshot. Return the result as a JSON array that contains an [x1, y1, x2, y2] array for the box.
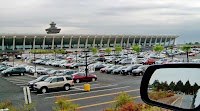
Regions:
[[75, 51, 78, 63], [83, 50, 90, 91]]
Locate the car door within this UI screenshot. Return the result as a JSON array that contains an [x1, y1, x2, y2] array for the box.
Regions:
[[49, 78, 58, 89], [57, 77, 65, 88]]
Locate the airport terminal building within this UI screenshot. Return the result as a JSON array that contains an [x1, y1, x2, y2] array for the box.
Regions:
[[0, 34, 178, 51], [0, 22, 179, 51]]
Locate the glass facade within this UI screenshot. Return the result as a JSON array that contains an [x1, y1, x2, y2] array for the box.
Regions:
[[80, 38, 86, 48], [63, 38, 70, 48], [5, 38, 13, 50], [54, 38, 61, 49], [71, 38, 78, 48], [0, 35, 177, 51], [35, 38, 43, 49]]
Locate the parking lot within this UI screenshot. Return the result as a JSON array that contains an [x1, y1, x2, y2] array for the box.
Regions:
[[1, 49, 200, 111], [0, 62, 143, 111]]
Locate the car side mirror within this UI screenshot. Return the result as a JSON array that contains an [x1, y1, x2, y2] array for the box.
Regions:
[[140, 64, 200, 111]]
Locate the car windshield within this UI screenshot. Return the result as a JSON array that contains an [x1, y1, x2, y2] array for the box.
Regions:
[[36, 76, 45, 81], [44, 77, 52, 82]]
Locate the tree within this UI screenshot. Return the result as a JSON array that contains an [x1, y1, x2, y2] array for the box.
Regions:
[[46, 50, 49, 54], [184, 80, 191, 94], [55, 49, 60, 53], [91, 47, 98, 55], [153, 45, 164, 55], [132, 45, 141, 55], [105, 48, 111, 55], [61, 49, 66, 54], [181, 45, 191, 62], [115, 46, 122, 55], [192, 83, 199, 94], [169, 81, 176, 91], [51, 50, 55, 54], [175, 80, 184, 92]]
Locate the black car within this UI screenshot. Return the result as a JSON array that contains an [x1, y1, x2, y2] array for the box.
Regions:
[[121, 64, 142, 75], [95, 64, 106, 70], [96, 57, 106, 62], [106, 65, 121, 74], [69, 63, 85, 69], [1, 67, 26, 76]]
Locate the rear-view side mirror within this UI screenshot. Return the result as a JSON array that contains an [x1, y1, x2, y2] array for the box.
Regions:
[[140, 64, 200, 111]]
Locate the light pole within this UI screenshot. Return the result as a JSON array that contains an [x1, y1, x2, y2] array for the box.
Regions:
[[83, 50, 90, 92], [75, 51, 78, 63], [13, 52, 14, 67]]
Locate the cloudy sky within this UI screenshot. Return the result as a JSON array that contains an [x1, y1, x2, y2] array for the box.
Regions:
[[0, 0, 200, 44]]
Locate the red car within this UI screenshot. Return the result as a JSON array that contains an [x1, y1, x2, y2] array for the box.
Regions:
[[72, 72, 97, 83], [142, 58, 155, 65]]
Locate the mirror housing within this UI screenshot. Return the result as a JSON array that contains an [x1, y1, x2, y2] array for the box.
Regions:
[[140, 64, 200, 111]]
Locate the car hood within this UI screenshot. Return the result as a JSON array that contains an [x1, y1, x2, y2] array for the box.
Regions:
[[28, 80, 38, 84], [132, 69, 142, 72]]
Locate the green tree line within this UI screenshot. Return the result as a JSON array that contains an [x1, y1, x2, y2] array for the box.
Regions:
[[152, 80, 199, 94]]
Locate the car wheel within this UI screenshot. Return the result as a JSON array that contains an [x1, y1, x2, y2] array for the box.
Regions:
[[64, 85, 70, 91], [128, 72, 131, 75], [139, 72, 142, 76], [7, 74, 11, 77], [76, 79, 80, 83], [41, 87, 47, 93], [92, 78, 96, 82], [20, 73, 24, 76]]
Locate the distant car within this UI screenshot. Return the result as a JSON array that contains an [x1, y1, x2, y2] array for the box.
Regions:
[[40, 68, 54, 75], [106, 65, 121, 74], [27, 75, 50, 90], [189, 53, 197, 56], [112, 66, 127, 74], [142, 58, 155, 65], [1, 67, 26, 76], [95, 64, 106, 70], [100, 65, 113, 72], [121, 65, 142, 75], [131, 65, 149, 76], [72, 72, 97, 83], [55, 70, 78, 76], [96, 57, 106, 62]]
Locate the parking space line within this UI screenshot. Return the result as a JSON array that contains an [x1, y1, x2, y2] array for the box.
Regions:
[[37, 89, 81, 96], [74, 84, 101, 88], [77, 96, 141, 109], [3, 78, 33, 81], [67, 89, 140, 102], [45, 86, 131, 99], [6, 80, 30, 84]]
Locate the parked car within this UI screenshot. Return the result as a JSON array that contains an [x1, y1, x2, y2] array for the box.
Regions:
[[72, 72, 97, 83], [95, 64, 107, 70], [106, 65, 121, 74], [1, 67, 26, 76], [27, 75, 50, 90], [142, 58, 155, 65], [40, 68, 54, 75], [121, 64, 142, 75], [55, 70, 78, 76], [131, 65, 149, 76], [96, 57, 106, 62], [100, 65, 113, 72], [34, 76, 74, 93], [0, 66, 9, 72], [112, 66, 127, 74]]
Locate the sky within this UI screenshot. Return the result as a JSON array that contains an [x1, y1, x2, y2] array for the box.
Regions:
[[0, 0, 200, 44]]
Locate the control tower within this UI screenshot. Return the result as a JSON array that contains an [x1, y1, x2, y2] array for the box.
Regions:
[[45, 22, 61, 34]]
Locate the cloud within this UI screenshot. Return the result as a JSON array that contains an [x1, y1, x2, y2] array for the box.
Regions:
[[0, 0, 200, 43]]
